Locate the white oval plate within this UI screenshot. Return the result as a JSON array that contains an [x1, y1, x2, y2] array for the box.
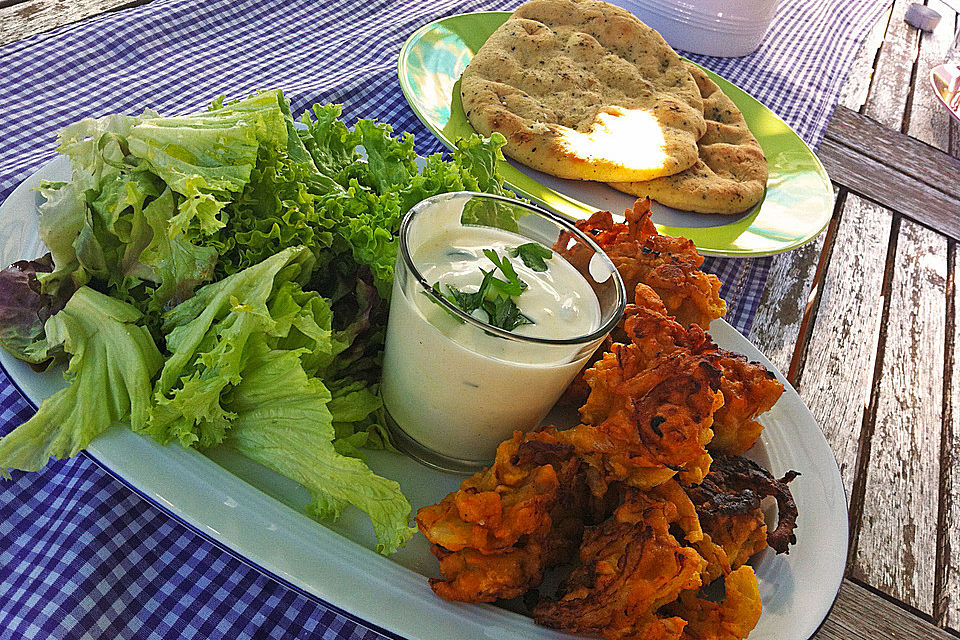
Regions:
[[0, 156, 847, 640]]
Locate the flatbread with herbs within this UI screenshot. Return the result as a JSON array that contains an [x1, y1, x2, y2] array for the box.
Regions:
[[609, 63, 768, 214], [460, 0, 706, 182]]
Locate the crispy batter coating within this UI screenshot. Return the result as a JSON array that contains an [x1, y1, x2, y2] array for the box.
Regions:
[[686, 455, 800, 557], [691, 532, 735, 586], [667, 566, 763, 640], [623, 284, 784, 456], [429, 544, 550, 603], [694, 516, 765, 586], [554, 196, 728, 409], [416, 429, 589, 602], [571, 346, 724, 489], [556, 198, 726, 329], [634, 479, 704, 545], [623, 284, 715, 362], [707, 354, 782, 456], [533, 487, 706, 639]]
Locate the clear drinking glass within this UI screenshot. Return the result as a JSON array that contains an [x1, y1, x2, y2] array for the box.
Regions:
[[380, 192, 626, 473]]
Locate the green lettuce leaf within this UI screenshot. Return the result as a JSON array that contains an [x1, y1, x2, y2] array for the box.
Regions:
[[297, 103, 363, 183], [145, 246, 315, 448], [0, 287, 162, 477], [144, 246, 411, 553], [35, 180, 90, 295], [328, 380, 394, 454], [224, 340, 415, 555], [183, 96, 340, 280], [126, 91, 307, 238], [37, 111, 157, 295], [294, 111, 515, 300], [140, 188, 219, 311], [35, 90, 313, 315]]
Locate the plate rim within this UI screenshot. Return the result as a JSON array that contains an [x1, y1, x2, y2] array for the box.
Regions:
[[0, 153, 848, 640], [396, 10, 835, 258]]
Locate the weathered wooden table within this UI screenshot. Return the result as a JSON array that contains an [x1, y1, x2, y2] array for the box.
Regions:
[[3, 0, 960, 638], [749, 2, 960, 638]]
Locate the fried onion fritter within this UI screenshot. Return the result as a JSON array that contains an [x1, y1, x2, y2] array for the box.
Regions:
[[570, 346, 724, 490], [553, 197, 728, 410], [533, 487, 706, 639], [667, 566, 763, 640], [623, 284, 784, 456], [623, 284, 716, 363], [416, 429, 589, 602], [707, 354, 782, 456], [556, 198, 726, 329], [685, 455, 800, 557], [418, 440, 796, 639]]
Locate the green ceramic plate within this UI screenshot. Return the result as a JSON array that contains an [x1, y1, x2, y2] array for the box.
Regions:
[[397, 11, 834, 257]]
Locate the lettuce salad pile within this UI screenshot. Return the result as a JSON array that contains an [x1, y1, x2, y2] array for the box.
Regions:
[[0, 89, 512, 554]]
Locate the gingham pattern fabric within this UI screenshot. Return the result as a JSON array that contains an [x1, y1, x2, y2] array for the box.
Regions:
[[0, 0, 889, 637]]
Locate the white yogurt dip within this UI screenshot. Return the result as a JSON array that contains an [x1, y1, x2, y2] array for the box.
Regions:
[[380, 223, 602, 464]]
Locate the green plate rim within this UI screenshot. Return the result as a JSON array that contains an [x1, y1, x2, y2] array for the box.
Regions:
[[397, 11, 834, 258]]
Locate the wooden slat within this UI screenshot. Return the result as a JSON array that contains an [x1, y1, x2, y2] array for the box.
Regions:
[[939, 241, 959, 632], [845, 16, 950, 617], [911, 23, 955, 626], [747, 216, 829, 378], [950, 13, 960, 161], [863, 0, 920, 130], [817, 137, 960, 240], [825, 106, 960, 197], [0, 0, 148, 48], [905, 0, 958, 152], [853, 219, 947, 614], [815, 580, 956, 639], [794, 194, 891, 501], [837, 5, 892, 112], [906, 23, 960, 625]]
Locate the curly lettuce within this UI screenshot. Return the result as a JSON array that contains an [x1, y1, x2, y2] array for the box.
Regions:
[[142, 246, 411, 552], [1, 89, 522, 554]]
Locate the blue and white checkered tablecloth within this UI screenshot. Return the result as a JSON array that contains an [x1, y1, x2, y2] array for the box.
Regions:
[[0, 0, 890, 637]]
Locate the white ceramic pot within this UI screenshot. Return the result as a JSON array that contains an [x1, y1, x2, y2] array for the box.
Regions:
[[615, 0, 780, 57]]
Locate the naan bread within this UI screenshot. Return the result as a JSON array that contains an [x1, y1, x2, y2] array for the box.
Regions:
[[610, 64, 768, 214], [460, 0, 706, 182]]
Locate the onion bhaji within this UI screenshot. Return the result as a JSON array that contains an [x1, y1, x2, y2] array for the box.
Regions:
[[533, 488, 706, 639], [686, 454, 800, 557], [623, 284, 785, 456], [554, 198, 725, 408], [556, 198, 726, 330], [570, 346, 723, 490], [665, 566, 763, 640], [416, 201, 799, 640], [416, 428, 593, 602]]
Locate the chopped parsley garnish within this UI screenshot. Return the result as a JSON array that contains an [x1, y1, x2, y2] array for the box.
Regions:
[[482, 249, 527, 296], [508, 242, 553, 272], [428, 249, 535, 332], [424, 283, 465, 323], [482, 293, 533, 331]]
